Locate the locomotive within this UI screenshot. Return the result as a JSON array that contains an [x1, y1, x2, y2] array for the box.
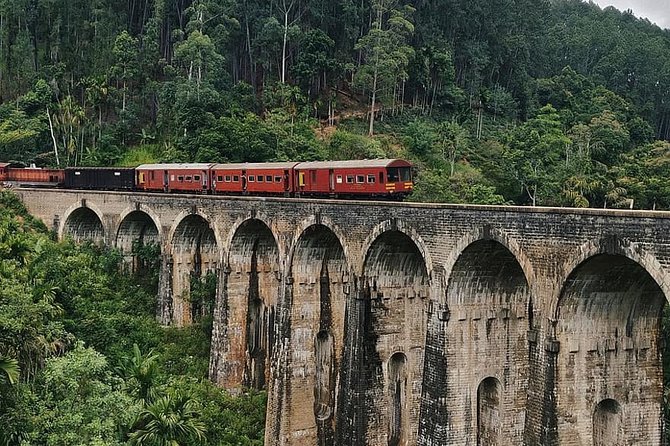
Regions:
[[0, 159, 414, 199]]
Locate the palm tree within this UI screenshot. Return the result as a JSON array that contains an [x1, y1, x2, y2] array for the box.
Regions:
[[118, 344, 160, 403], [128, 391, 207, 445], [0, 356, 19, 385]]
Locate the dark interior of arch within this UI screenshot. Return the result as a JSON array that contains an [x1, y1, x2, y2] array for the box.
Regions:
[[228, 219, 279, 390], [363, 230, 428, 294], [446, 240, 529, 305], [478, 377, 502, 446], [388, 352, 408, 446], [172, 214, 217, 259], [291, 225, 346, 273], [229, 219, 278, 268], [558, 254, 664, 328], [593, 399, 623, 445], [64, 207, 104, 243], [116, 211, 160, 265]]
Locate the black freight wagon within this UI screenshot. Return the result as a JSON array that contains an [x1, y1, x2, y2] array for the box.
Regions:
[[65, 167, 136, 190]]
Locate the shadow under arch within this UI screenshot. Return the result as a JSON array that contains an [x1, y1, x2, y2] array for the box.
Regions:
[[343, 227, 429, 446], [115, 208, 161, 273], [210, 217, 280, 392], [281, 223, 349, 446], [428, 236, 530, 445], [553, 243, 666, 445], [166, 212, 220, 327], [59, 202, 105, 244]]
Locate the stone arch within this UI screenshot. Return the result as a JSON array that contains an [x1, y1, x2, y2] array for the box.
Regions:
[[211, 217, 280, 391], [358, 219, 433, 279], [550, 236, 670, 316], [593, 399, 624, 446], [442, 226, 534, 298], [554, 245, 666, 445], [60, 203, 105, 244], [477, 377, 502, 446], [115, 208, 161, 273], [284, 223, 349, 445], [168, 212, 220, 327], [438, 237, 530, 444], [359, 228, 430, 446]]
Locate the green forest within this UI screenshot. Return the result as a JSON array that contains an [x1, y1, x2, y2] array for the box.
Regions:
[[0, 0, 668, 208], [0, 191, 266, 444]]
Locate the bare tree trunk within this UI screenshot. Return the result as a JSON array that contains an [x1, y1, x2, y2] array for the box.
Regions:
[[368, 69, 378, 136], [46, 107, 60, 167]]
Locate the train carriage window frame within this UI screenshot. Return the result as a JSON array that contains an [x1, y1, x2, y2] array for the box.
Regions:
[[224, 175, 231, 182], [185, 176, 192, 181], [356, 175, 365, 183], [233, 175, 239, 182], [178, 176, 184, 182], [274, 176, 282, 183], [217, 175, 224, 182], [266, 175, 273, 182], [248, 175, 255, 182], [367, 174, 376, 183], [257, 175, 264, 182], [337, 175, 343, 184], [346, 175, 354, 184], [194, 175, 201, 181]]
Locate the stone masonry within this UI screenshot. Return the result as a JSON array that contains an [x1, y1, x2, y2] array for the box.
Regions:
[[17, 188, 670, 445]]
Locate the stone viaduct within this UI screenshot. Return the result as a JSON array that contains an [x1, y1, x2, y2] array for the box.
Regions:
[[16, 187, 670, 445]]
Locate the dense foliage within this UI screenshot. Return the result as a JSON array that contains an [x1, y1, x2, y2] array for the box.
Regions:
[[0, 0, 670, 207], [0, 191, 266, 445]]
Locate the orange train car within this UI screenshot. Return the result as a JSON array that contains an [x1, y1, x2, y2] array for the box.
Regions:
[[6, 165, 64, 186]]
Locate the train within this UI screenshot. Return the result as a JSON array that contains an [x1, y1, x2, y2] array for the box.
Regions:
[[0, 159, 414, 199]]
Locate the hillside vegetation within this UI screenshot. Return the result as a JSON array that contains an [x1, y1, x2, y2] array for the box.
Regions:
[[0, 191, 266, 444], [0, 0, 669, 208]]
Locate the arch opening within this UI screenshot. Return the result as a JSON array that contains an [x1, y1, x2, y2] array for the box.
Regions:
[[171, 214, 218, 326], [388, 352, 408, 446], [442, 240, 529, 444], [63, 207, 104, 244], [361, 230, 429, 446], [116, 210, 160, 275], [477, 377, 502, 446], [289, 224, 347, 445], [226, 219, 280, 390], [555, 254, 665, 444], [593, 399, 623, 446]]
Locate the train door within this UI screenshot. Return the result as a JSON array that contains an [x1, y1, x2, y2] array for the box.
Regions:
[[163, 170, 169, 192], [329, 169, 335, 192], [283, 169, 290, 194], [201, 170, 208, 191], [242, 169, 247, 193]]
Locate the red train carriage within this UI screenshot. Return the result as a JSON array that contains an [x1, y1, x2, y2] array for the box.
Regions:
[[211, 162, 298, 195], [136, 163, 215, 193], [293, 159, 413, 198], [6, 166, 64, 186], [0, 163, 9, 182]]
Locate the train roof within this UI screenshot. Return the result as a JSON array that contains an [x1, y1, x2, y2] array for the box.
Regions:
[[295, 159, 411, 169], [212, 162, 299, 170], [136, 163, 216, 170], [65, 166, 135, 170], [0, 163, 10, 168]]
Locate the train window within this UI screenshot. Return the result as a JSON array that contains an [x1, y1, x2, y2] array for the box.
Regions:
[[257, 176, 264, 182], [379, 172, 384, 183], [387, 168, 399, 182], [178, 176, 184, 182], [274, 176, 282, 183], [336, 175, 343, 184], [400, 167, 411, 182], [194, 175, 200, 181], [346, 175, 354, 183], [356, 175, 365, 183], [367, 174, 375, 183], [248, 176, 255, 182], [224, 175, 231, 182], [217, 175, 223, 182], [185, 176, 192, 181], [233, 175, 239, 182], [311, 171, 317, 183], [266, 175, 273, 182]]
